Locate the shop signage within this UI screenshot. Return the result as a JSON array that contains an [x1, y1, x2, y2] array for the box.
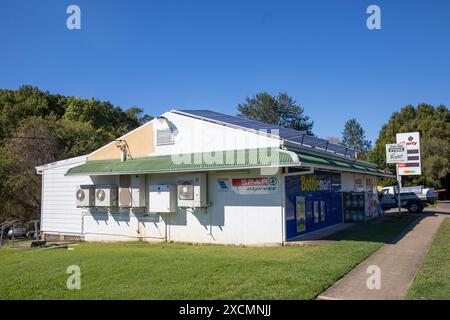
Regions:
[[300, 175, 332, 192], [396, 132, 421, 175], [385, 143, 407, 163], [231, 177, 278, 194]]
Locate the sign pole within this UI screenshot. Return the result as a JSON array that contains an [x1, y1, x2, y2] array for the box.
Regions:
[[396, 164, 402, 214], [386, 143, 407, 215]]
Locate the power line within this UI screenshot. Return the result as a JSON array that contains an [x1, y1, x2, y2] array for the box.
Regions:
[[0, 135, 57, 140]]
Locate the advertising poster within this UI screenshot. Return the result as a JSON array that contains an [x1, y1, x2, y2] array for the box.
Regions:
[[296, 196, 306, 232], [313, 201, 320, 223], [320, 201, 326, 222]]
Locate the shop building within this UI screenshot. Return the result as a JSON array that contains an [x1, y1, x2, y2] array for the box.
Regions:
[[36, 110, 391, 245]]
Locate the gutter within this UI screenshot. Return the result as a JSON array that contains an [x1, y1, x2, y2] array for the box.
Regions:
[[297, 162, 394, 178]]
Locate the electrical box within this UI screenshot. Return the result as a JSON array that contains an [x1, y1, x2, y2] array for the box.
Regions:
[[94, 185, 118, 207], [149, 184, 177, 213], [119, 175, 146, 208], [177, 174, 208, 208], [76, 185, 95, 207]]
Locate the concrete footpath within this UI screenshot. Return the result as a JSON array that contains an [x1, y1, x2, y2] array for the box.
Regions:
[[318, 205, 448, 300]]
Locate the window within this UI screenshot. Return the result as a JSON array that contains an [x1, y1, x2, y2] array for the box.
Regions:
[[156, 129, 174, 145]]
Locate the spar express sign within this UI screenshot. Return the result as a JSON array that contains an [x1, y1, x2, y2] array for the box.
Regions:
[[231, 176, 278, 194]]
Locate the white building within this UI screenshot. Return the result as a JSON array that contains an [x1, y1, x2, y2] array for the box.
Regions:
[[36, 110, 391, 245]]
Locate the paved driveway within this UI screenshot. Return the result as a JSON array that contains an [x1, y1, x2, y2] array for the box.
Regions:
[[318, 202, 449, 300]]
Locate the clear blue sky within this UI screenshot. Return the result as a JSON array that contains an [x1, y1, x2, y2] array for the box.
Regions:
[[1, 0, 449, 143]]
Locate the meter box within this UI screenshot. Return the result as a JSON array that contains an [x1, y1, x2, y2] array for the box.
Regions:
[[149, 184, 177, 213], [177, 174, 208, 208], [119, 175, 146, 208]]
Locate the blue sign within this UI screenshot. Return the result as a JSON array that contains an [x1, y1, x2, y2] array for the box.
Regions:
[[285, 171, 343, 239]]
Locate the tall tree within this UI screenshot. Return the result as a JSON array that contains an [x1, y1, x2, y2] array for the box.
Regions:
[[0, 85, 153, 221], [125, 106, 154, 125], [0, 117, 60, 221], [237, 92, 314, 135], [341, 118, 372, 158], [369, 104, 450, 192]]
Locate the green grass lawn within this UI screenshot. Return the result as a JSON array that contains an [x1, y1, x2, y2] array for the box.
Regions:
[[407, 217, 450, 300], [0, 215, 415, 300]]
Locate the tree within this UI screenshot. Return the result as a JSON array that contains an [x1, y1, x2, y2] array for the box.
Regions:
[[0, 85, 153, 221], [0, 117, 59, 222], [341, 118, 372, 158], [63, 97, 140, 137], [237, 92, 314, 135], [125, 107, 154, 125], [369, 104, 450, 192]]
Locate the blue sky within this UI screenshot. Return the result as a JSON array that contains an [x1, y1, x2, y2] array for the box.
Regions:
[[0, 0, 449, 143]]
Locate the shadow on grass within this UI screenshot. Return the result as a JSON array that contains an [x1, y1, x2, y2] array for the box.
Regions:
[[322, 213, 426, 244]]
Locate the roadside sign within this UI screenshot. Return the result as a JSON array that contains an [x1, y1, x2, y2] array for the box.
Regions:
[[396, 132, 421, 176], [385, 143, 407, 163]]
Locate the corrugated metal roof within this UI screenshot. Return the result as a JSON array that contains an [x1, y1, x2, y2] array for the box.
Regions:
[[65, 147, 391, 177], [66, 148, 298, 176], [297, 153, 392, 177]]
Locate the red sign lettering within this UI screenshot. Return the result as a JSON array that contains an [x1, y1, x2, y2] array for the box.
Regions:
[[232, 178, 269, 187]]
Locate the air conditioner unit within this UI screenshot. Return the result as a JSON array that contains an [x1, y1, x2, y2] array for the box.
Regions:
[[177, 174, 207, 208], [76, 185, 95, 207], [119, 175, 146, 208], [94, 185, 118, 207], [149, 184, 177, 213]]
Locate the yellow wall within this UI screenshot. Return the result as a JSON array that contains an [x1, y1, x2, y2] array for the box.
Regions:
[[88, 122, 154, 161]]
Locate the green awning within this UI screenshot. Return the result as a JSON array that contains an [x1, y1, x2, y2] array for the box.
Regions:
[[66, 147, 391, 177], [297, 152, 391, 177], [66, 148, 298, 176]]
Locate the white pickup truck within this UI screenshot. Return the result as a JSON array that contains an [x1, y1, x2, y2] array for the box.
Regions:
[[379, 185, 437, 213]]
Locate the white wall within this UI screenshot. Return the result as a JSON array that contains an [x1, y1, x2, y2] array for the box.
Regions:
[[82, 211, 166, 242], [79, 169, 284, 245], [81, 175, 166, 242], [40, 157, 92, 235], [158, 169, 283, 245], [341, 172, 378, 192], [341, 172, 355, 191]]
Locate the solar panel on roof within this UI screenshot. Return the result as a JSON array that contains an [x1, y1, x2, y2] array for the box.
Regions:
[[174, 109, 357, 157], [326, 143, 346, 153], [179, 109, 281, 129]]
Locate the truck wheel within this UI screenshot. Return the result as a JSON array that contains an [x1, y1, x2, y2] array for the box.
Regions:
[[407, 201, 423, 213]]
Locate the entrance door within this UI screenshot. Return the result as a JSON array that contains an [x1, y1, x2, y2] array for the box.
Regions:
[[310, 193, 331, 231]]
